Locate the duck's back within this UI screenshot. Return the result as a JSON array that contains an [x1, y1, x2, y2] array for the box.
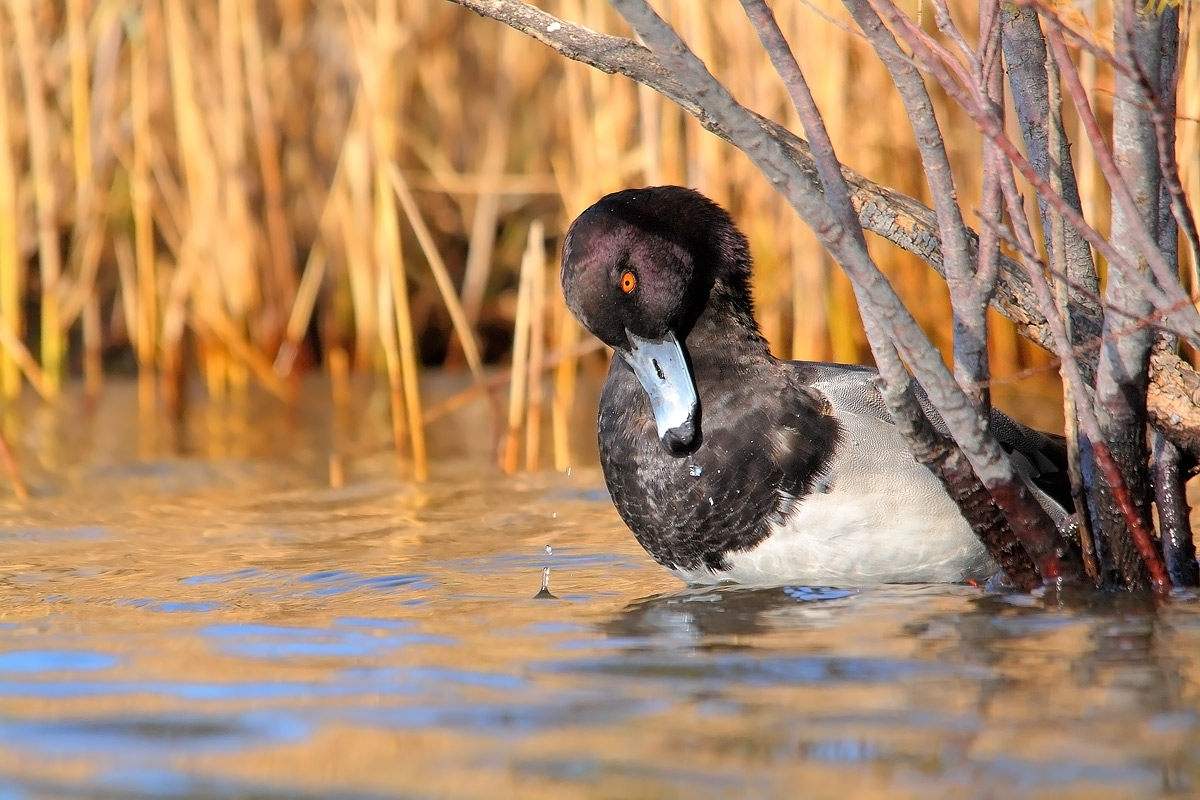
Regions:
[[796, 360, 1073, 517]]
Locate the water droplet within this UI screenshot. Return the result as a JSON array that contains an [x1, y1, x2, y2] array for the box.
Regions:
[[709, 497, 714, 507], [688, 463, 703, 477], [534, 566, 557, 600]]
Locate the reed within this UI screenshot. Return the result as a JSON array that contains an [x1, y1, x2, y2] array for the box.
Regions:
[[0, 0, 1195, 489], [12, 0, 64, 396], [503, 222, 536, 475], [0, 429, 27, 501], [0, 33, 20, 402]]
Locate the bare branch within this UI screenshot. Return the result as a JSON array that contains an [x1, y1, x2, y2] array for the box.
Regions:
[[740, 0, 1033, 570], [608, 0, 1082, 584], [440, 0, 1200, 458], [1079, 1, 1173, 591], [843, 0, 989, 410], [873, 0, 1200, 345], [1043, 21, 1198, 341], [1001, 4, 1099, 380]]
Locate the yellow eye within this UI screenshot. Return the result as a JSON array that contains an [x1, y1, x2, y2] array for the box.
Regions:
[[621, 271, 637, 293]]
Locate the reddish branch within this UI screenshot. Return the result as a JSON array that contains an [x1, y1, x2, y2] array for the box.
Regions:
[[1091, 439, 1169, 594]]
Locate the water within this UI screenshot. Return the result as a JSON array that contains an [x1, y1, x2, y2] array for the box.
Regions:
[[1, 378, 1199, 798]]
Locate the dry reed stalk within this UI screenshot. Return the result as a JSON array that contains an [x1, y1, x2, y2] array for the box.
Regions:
[[159, 242, 201, 416], [781, 2, 834, 360], [1073, 18, 1103, 259], [1181, 11, 1199, 296], [130, 5, 158, 411], [227, 348, 250, 400], [165, 0, 232, 401], [340, 132, 379, 372], [329, 346, 352, 414], [400, 171, 561, 196], [239, 0, 297, 326], [145, 140, 186, 254], [373, 0, 427, 480], [58, 0, 106, 363], [546, 0, 606, 471], [55, 2, 121, 344], [388, 164, 488, 384], [459, 31, 516, 327], [681, 5, 721, 195], [82, 295, 102, 401], [12, 0, 64, 395], [0, 27, 20, 402], [0, 429, 28, 501], [790, 216, 830, 361], [340, 0, 391, 377], [547, 229, 580, 473], [270, 80, 359, 378], [275, 241, 328, 376], [383, 192, 427, 481], [182, 6, 234, 399], [0, 313, 50, 401], [202, 341, 228, 403], [329, 452, 346, 489], [549, 263, 582, 471], [525, 219, 547, 471], [218, 0, 260, 344], [193, 305, 292, 400], [503, 224, 536, 475], [376, 239, 412, 473], [423, 336, 606, 425]]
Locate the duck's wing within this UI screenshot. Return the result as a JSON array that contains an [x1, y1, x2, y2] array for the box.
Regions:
[[987, 414, 1072, 513], [789, 360, 1073, 514]]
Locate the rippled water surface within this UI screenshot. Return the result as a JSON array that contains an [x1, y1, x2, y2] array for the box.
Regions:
[[1, 378, 1199, 799]]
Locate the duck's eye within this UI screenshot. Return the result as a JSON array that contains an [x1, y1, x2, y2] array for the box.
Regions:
[[620, 271, 637, 294]]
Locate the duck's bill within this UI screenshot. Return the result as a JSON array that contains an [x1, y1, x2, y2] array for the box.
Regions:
[[622, 330, 699, 456]]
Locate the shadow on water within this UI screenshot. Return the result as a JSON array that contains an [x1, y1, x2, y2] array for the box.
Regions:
[[0, 377, 1199, 798]]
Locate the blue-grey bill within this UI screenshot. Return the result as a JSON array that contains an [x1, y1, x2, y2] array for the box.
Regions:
[[623, 330, 699, 453]]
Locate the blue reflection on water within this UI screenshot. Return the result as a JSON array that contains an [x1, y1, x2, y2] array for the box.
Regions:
[[180, 568, 435, 597], [0, 650, 119, 673], [536, 652, 984, 688], [7, 769, 402, 800], [343, 693, 670, 734], [120, 599, 225, 613], [0, 678, 418, 701], [0, 710, 310, 756], [200, 623, 452, 660]]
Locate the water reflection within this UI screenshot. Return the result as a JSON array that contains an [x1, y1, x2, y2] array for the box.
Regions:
[[582, 584, 1198, 796], [0, 377, 1198, 798]]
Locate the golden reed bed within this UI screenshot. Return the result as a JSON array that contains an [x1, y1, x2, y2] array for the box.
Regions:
[[0, 0, 1196, 479]]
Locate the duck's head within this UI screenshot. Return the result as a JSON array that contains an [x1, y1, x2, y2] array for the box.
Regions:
[[560, 186, 758, 456]]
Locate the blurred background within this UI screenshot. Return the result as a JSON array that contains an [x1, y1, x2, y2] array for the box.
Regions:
[[0, 0, 1197, 465]]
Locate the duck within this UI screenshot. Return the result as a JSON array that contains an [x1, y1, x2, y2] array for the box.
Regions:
[[560, 185, 1072, 586]]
